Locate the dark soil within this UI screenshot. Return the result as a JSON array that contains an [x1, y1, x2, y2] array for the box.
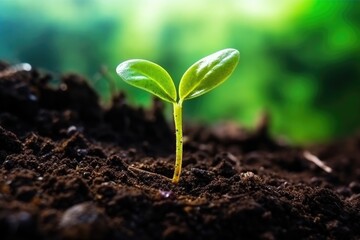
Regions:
[[0, 61, 360, 240]]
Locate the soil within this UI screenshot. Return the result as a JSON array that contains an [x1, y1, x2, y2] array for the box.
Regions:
[[0, 60, 360, 240]]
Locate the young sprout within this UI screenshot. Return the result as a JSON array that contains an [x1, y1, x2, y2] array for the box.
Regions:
[[116, 48, 240, 183]]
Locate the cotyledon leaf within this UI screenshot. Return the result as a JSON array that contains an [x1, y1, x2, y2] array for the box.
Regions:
[[116, 59, 177, 103], [179, 48, 240, 101]]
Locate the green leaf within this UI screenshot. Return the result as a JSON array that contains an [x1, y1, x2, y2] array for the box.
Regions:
[[179, 48, 240, 101], [116, 59, 177, 103]]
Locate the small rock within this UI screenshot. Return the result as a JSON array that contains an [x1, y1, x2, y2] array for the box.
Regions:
[[3, 159, 15, 170], [82, 171, 91, 179], [67, 125, 78, 136], [349, 181, 360, 193], [159, 190, 172, 199], [76, 148, 88, 157], [59, 202, 109, 240]]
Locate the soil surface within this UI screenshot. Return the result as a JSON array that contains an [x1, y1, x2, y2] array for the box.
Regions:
[[0, 61, 360, 240]]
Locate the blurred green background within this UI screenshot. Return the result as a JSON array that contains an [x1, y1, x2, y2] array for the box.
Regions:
[[1, 0, 360, 144]]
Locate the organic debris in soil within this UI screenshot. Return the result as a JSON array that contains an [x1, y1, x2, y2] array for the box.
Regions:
[[0, 61, 360, 240]]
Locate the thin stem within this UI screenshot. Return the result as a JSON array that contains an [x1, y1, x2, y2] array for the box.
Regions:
[[172, 102, 183, 183]]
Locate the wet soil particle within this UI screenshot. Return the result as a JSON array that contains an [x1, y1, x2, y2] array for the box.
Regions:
[[1, 61, 360, 239]]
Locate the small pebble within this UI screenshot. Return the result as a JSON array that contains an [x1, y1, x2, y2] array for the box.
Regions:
[[349, 181, 360, 193], [28, 94, 37, 102], [3, 159, 15, 170], [82, 172, 91, 179], [60, 202, 109, 240], [159, 190, 172, 198], [76, 148, 88, 157], [241, 171, 255, 180], [67, 126, 78, 135]]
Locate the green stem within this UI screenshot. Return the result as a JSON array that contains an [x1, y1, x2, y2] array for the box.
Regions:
[[172, 102, 183, 184]]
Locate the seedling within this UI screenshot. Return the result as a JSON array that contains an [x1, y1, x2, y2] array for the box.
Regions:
[[116, 48, 240, 183]]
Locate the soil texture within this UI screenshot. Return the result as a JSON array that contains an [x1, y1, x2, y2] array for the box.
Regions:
[[0, 61, 360, 240]]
